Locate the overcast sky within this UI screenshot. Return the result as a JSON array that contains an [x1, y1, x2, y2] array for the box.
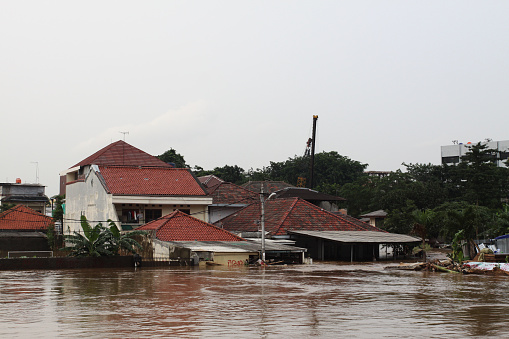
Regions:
[[1, 1, 508, 197]]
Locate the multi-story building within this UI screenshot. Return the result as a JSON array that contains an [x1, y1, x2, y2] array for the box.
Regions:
[[441, 140, 509, 167], [0, 181, 49, 213]]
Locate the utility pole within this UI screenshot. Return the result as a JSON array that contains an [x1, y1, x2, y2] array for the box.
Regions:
[[260, 184, 266, 262], [309, 115, 318, 189]]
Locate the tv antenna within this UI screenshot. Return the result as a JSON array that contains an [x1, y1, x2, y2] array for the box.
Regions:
[[30, 161, 39, 184], [120, 131, 129, 141]]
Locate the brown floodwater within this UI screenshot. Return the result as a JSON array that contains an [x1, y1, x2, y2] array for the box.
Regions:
[[0, 262, 508, 338]]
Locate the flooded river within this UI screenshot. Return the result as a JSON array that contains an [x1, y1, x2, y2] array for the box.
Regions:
[[0, 263, 508, 338]]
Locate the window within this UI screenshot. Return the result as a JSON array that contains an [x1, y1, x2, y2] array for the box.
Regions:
[[145, 209, 162, 222]]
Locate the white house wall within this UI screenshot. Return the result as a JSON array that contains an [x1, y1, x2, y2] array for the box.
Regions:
[[64, 168, 116, 234]]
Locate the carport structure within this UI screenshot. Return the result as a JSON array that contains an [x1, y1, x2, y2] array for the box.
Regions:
[[289, 230, 420, 261]]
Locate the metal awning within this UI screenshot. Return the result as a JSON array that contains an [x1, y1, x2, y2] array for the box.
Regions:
[[288, 230, 420, 243], [165, 240, 307, 253]]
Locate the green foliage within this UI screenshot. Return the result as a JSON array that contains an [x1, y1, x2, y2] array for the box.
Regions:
[[262, 151, 366, 190], [195, 165, 247, 185], [0, 202, 15, 212], [62, 216, 146, 257], [157, 148, 188, 168], [448, 230, 465, 263], [106, 220, 147, 255], [52, 195, 65, 224]]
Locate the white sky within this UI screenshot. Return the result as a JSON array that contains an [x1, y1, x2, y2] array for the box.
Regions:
[[1, 1, 508, 197]]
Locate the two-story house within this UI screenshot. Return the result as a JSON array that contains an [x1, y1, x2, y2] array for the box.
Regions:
[[61, 141, 212, 233]]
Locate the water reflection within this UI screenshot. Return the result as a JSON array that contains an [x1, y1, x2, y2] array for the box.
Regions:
[[0, 264, 508, 338]]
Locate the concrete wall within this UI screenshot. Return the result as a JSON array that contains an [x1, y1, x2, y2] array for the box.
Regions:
[[64, 166, 116, 233], [0, 256, 135, 270], [209, 206, 242, 224], [213, 252, 255, 266], [0, 234, 50, 257], [0, 184, 45, 196]]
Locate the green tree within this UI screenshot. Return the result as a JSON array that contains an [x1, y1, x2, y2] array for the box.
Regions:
[[208, 165, 247, 184], [107, 220, 147, 255], [452, 142, 509, 208], [52, 195, 65, 224], [0, 202, 15, 212], [62, 216, 147, 257], [62, 216, 113, 257], [157, 148, 188, 168], [258, 151, 366, 194]]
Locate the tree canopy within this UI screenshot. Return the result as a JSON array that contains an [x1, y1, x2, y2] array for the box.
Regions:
[[161, 143, 509, 242], [157, 148, 188, 168]]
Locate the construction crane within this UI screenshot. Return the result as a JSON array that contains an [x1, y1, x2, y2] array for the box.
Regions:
[[297, 115, 318, 188]]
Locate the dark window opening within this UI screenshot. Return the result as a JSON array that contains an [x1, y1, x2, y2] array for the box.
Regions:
[[145, 209, 162, 223]]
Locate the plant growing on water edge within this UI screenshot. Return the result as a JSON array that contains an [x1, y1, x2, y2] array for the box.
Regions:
[[61, 216, 147, 257], [448, 229, 465, 263], [106, 220, 147, 255], [61, 216, 114, 257]]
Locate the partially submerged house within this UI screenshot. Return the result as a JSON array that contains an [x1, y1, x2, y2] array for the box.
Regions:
[[61, 141, 212, 233], [215, 197, 419, 261], [0, 205, 54, 256], [0, 182, 49, 214], [359, 210, 387, 229], [270, 186, 345, 212], [198, 174, 224, 191], [204, 181, 258, 223], [242, 181, 294, 194], [137, 210, 305, 265]]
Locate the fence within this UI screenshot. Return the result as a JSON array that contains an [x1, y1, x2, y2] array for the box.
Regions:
[[8, 251, 53, 258]]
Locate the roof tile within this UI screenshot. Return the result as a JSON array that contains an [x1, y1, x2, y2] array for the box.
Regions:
[[73, 140, 172, 168], [99, 166, 207, 196], [0, 205, 53, 231], [215, 197, 384, 236], [137, 210, 245, 241], [207, 182, 258, 205]]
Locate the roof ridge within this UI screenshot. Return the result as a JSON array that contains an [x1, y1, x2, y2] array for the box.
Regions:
[[284, 198, 384, 232], [271, 197, 299, 235]]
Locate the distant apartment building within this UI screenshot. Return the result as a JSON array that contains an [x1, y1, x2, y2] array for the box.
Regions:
[[441, 140, 509, 167]]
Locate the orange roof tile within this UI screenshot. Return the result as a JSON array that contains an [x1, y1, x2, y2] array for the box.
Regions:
[[137, 211, 245, 242], [99, 166, 208, 196], [0, 205, 53, 231]]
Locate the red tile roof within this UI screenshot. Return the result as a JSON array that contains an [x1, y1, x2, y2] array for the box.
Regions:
[[0, 205, 53, 231], [198, 175, 224, 190], [73, 140, 172, 168], [215, 197, 384, 236], [242, 181, 295, 194], [137, 210, 245, 241], [99, 166, 208, 196], [207, 182, 258, 205]]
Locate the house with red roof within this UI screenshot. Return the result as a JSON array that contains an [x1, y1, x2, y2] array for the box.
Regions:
[[214, 197, 419, 261], [137, 210, 307, 266], [137, 211, 256, 266], [203, 181, 258, 223], [0, 205, 54, 255], [62, 141, 212, 233]]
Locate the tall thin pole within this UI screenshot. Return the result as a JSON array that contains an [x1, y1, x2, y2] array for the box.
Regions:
[[31, 162, 39, 184], [309, 115, 318, 189], [260, 184, 266, 262]]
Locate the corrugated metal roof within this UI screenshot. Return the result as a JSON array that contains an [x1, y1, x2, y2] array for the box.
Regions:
[[289, 230, 420, 243], [165, 240, 306, 253]]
